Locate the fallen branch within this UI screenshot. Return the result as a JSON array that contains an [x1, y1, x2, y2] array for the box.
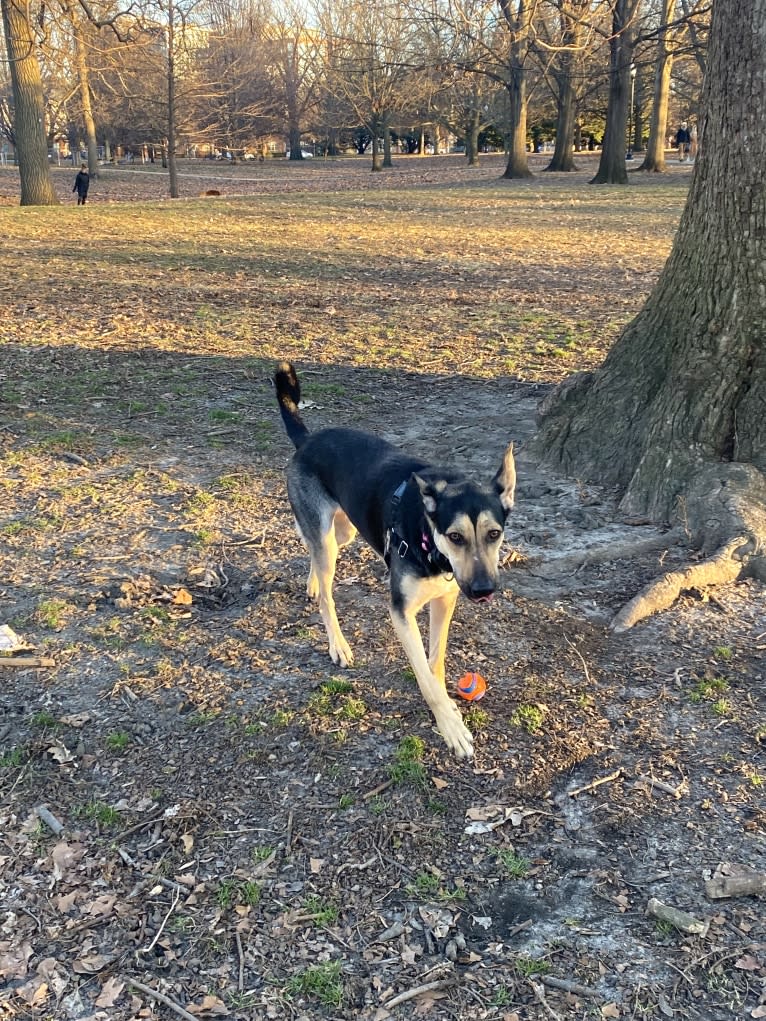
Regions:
[[646, 898, 709, 936], [539, 975, 601, 1000], [0, 656, 56, 668], [530, 980, 565, 1021], [383, 978, 455, 1009], [36, 805, 66, 835], [611, 536, 748, 632], [633, 775, 687, 799], [705, 873, 766, 900], [125, 978, 198, 1021], [568, 769, 622, 797]]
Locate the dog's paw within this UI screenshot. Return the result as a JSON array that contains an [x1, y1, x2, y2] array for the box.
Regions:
[[328, 635, 354, 668], [435, 703, 474, 759], [306, 574, 319, 600]]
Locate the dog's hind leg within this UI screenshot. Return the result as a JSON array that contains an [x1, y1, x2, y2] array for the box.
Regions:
[[310, 523, 355, 667], [428, 589, 459, 684]]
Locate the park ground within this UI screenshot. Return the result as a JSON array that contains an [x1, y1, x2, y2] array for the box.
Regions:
[[0, 155, 764, 1021]]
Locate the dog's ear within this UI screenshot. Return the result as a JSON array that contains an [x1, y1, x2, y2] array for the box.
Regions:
[[493, 442, 516, 513], [413, 475, 446, 515]]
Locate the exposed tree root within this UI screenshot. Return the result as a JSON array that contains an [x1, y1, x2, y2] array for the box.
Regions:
[[528, 529, 684, 579], [611, 462, 766, 630], [611, 536, 750, 632]]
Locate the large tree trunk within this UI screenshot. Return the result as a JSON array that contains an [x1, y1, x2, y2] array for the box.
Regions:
[[501, 66, 532, 179], [546, 0, 587, 173], [533, 0, 766, 611], [546, 61, 577, 171], [71, 15, 99, 178], [1, 0, 59, 205], [638, 0, 675, 172], [590, 0, 639, 185]]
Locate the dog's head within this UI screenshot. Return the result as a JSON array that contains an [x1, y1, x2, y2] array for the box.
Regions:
[[414, 442, 515, 602]]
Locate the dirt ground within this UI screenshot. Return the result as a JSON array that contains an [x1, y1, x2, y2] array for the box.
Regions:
[[1, 157, 764, 1021]]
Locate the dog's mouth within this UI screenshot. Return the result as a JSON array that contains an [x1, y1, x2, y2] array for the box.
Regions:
[[466, 590, 495, 604]]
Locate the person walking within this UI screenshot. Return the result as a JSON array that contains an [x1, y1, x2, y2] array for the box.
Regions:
[[73, 164, 90, 205], [675, 122, 691, 162]]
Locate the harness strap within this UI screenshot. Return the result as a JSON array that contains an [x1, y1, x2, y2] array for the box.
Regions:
[[384, 480, 452, 574]]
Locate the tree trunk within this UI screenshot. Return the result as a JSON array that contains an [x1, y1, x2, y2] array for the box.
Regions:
[[638, 0, 675, 172], [502, 65, 531, 179], [1, 0, 58, 205], [546, 66, 577, 171], [466, 110, 480, 166], [71, 15, 99, 178], [382, 112, 393, 168], [166, 0, 179, 197], [533, 0, 766, 559], [546, 1, 586, 173], [590, 0, 638, 185]]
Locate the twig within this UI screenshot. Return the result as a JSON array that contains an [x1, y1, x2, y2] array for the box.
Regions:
[[35, 805, 65, 835], [383, 978, 455, 1009], [140, 887, 180, 954], [284, 810, 294, 853], [564, 636, 593, 686], [0, 656, 56, 668], [568, 769, 622, 797], [540, 975, 601, 1000], [125, 978, 198, 1021], [530, 980, 565, 1021], [235, 931, 245, 992], [363, 779, 394, 800], [634, 775, 687, 799], [646, 898, 708, 935]]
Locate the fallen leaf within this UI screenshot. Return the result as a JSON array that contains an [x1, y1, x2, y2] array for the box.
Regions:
[[96, 977, 125, 1008], [72, 954, 114, 974], [602, 1004, 621, 1019], [0, 941, 33, 979], [187, 993, 229, 1015], [735, 955, 761, 971]]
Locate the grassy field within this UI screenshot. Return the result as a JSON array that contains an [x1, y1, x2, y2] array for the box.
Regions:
[[3, 162, 763, 1021]]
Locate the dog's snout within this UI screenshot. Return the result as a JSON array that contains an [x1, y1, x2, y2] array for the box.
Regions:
[[467, 583, 495, 603]]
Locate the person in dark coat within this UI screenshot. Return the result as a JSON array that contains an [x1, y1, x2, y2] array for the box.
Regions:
[[675, 122, 691, 162], [73, 164, 90, 205]]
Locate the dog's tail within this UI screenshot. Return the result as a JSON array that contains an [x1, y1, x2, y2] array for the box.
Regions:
[[274, 361, 309, 449]]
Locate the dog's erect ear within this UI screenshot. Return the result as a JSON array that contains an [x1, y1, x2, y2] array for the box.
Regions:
[[413, 475, 447, 515], [493, 442, 516, 513]]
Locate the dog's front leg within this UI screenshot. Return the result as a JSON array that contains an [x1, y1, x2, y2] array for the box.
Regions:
[[389, 605, 473, 760], [428, 589, 459, 683]]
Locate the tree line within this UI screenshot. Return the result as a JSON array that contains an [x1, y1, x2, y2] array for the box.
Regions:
[[1, 0, 709, 204]]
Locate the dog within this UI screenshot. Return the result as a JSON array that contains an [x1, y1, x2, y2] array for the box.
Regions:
[[274, 362, 516, 758]]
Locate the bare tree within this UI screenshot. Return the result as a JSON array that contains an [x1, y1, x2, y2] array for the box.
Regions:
[[533, 0, 766, 625], [1, 0, 59, 203], [590, 0, 642, 183]]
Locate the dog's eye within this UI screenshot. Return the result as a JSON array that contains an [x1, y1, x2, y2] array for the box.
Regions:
[[447, 532, 465, 546], [486, 529, 503, 542]]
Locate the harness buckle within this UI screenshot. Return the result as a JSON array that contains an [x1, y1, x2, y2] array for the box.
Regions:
[[397, 540, 409, 559]]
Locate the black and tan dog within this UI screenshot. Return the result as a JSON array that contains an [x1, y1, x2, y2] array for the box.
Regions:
[[274, 362, 516, 758]]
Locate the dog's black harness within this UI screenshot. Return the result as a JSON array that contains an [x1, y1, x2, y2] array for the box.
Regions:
[[384, 480, 453, 575]]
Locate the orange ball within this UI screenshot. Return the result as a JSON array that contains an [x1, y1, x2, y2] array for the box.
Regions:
[[456, 672, 487, 701]]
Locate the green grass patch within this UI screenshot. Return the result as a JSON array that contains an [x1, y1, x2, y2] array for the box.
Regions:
[[286, 961, 343, 1008]]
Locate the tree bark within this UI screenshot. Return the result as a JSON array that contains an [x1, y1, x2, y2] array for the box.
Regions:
[[545, 0, 587, 172], [499, 0, 532, 179], [638, 0, 675, 172], [1, 0, 59, 205], [590, 0, 639, 185], [533, 0, 766, 563]]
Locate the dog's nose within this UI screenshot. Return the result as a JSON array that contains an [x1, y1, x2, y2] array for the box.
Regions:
[[468, 583, 495, 602]]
